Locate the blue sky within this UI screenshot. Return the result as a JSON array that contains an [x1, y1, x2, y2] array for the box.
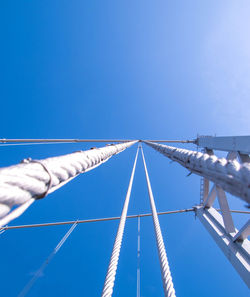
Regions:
[[0, 1, 249, 296]]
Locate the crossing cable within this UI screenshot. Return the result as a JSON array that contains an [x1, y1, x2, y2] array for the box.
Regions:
[[141, 146, 176, 297], [144, 141, 250, 204], [18, 221, 78, 297], [0, 141, 136, 228], [1, 208, 248, 231], [101, 146, 139, 297], [0, 209, 194, 231]]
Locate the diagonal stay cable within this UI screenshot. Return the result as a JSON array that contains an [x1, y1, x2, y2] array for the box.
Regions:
[[144, 141, 250, 204], [0, 141, 136, 227], [101, 146, 139, 297], [18, 221, 78, 297], [141, 146, 176, 297]]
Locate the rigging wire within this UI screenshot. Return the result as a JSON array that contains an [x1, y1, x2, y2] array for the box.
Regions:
[[0, 141, 136, 227], [141, 146, 176, 297], [144, 141, 250, 204], [0, 209, 194, 231], [0, 138, 133, 143], [0, 208, 248, 232], [101, 146, 139, 297], [137, 216, 141, 297], [0, 138, 194, 144], [0, 142, 78, 147]]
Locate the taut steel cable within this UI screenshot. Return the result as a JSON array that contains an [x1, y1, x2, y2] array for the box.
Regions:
[[0, 141, 136, 227], [144, 141, 250, 204], [101, 147, 139, 297], [141, 146, 176, 297], [137, 216, 141, 297]]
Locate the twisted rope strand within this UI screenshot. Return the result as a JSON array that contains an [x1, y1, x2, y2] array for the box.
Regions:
[[141, 147, 176, 297], [101, 147, 139, 297], [144, 141, 250, 204], [0, 141, 137, 227]]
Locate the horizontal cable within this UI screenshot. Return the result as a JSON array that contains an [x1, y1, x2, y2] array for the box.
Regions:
[[144, 140, 195, 143], [1, 209, 194, 230], [0, 139, 195, 144], [2, 208, 249, 231], [0, 142, 76, 147], [225, 209, 250, 214], [0, 139, 133, 143]]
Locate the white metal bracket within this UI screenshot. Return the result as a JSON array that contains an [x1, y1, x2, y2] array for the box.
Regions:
[[200, 148, 213, 204], [233, 220, 250, 242], [195, 206, 250, 288], [199, 149, 250, 286]]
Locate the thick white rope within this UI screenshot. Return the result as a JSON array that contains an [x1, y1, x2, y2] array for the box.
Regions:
[[144, 141, 250, 204], [0, 141, 137, 227], [18, 221, 78, 297], [141, 147, 176, 297], [101, 147, 139, 297]]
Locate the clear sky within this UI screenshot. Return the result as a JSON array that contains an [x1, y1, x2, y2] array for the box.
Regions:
[[0, 1, 249, 297]]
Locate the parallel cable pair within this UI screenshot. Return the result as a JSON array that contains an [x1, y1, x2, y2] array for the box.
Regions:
[[1, 139, 249, 295], [101, 146, 176, 297]]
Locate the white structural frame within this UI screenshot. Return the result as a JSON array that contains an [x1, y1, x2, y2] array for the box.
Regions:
[[0, 135, 249, 293], [197, 137, 250, 288], [196, 135, 250, 157], [194, 206, 250, 288]]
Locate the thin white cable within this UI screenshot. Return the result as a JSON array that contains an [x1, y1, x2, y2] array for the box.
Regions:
[[141, 147, 176, 297], [137, 216, 141, 297], [0, 142, 76, 147], [0, 141, 137, 227], [144, 141, 250, 204], [101, 147, 139, 297], [18, 221, 78, 297]]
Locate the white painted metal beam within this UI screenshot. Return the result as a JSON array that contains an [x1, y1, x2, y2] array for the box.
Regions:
[[233, 220, 250, 242], [200, 148, 212, 204], [203, 185, 216, 208], [195, 206, 250, 288], [238, 153, 250, 163], [216, 186, 235, 233], [197, 136, 250, 155]]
